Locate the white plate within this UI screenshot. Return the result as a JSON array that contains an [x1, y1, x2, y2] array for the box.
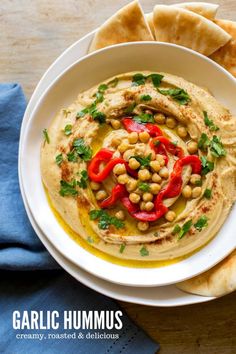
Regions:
[[20, 41, 236, 287]]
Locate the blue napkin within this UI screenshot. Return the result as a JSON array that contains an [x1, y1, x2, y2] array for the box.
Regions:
[[0, 84, 160, 354]]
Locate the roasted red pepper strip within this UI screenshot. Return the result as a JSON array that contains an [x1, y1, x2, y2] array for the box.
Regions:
[[100, 184, 127, 208], [122, 117, 163, 137], [120, 195, 139, 214], [150, 136, 184, 160], [88, 148, 136, 182]]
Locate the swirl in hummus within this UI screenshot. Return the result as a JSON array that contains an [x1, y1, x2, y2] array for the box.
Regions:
[[41, 71, 236, 261]]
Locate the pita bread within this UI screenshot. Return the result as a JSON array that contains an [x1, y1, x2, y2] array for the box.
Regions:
[[172, 2, 219, 20], [177, 250, 236, 297], [89, 0, 154, 53], [153, 5, 231, 56], [146, 12, 155, 39], [210, 19, 236, 78]]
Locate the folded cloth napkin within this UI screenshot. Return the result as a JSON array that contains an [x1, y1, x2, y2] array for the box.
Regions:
[[0, 83, 160, 354]]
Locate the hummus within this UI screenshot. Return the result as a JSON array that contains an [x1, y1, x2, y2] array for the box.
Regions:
[[41, 71, 236, 261]]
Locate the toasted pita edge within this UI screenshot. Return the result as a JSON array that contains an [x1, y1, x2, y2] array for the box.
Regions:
[[171, 2, 219, 19]]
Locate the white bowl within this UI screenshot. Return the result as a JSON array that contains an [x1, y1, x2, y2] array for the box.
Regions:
[[20, 42, 236, 287]]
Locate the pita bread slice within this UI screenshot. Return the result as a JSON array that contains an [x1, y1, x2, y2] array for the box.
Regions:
[[146, 12, 155, 39], [210, 19, 236, 78], [89, 0, 154, 53], [177, 250, 236, 297], [153, 5, 231, 56], [171, 2, 219, 20]]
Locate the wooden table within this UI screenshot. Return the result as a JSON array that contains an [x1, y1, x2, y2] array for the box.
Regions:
[[1, 1, 236, 352]]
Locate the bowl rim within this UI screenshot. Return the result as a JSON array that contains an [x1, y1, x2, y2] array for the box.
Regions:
[[19, 41, 236, 287]]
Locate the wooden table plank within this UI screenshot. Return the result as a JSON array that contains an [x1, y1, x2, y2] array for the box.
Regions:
[[1, 1, 236, 352]]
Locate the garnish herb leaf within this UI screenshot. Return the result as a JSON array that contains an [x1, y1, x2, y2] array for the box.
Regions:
[[77, 170, 88, 189], [178, 220, 192, 240], [125, 102, 136, 114], [140, 94, 152, 101], [158, 88, 191, 105], [198, 133, 210, 151], [72, 138, 93, 161], [147, 73, 164, 88], [140, 246, 149, 257], [108, 77, 119, 88], [203, 111, 219, 131], [132, 154, 152, 168], [55, 153, 63, 166], [94, 91, 104, 104], [64, 124, 72, 136], [67, 150, 78, 162], [59, 180, 78, 197], [204, 188, 212, 199], [194, 215, 208, 231], [98, 84, 108, 92], [201, 156, 214, 175], [62, 109, 71, 117], [89, 210, 125, 230], [138, 182, 150, 192], [132, 73, 146, 86], [43, 129, 50, 144], [133, 113, 155, 124], [76, 102, 106, 124], [119, 243, 126, 254], [210, 135, 226, 157], [76, 107, 88, 118], [172, 224, 181, 235]]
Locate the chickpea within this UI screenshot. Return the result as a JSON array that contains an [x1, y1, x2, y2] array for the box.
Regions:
[[165, 210, 176, 222], [117, 174, 129, 184], [154, 113, 166, 124], [111, 137, 121, 147], [113, 163, 126, 175], [111, 119, 121, 130], [152, 173, 162, 183], [177, 125, 188, 138], [192, 186, 202, 198], [95, 190, 107, 201], [126, 179, 138, 192], [143, 192, 153, 202], [159, 167, 169, 179], [128, 132, 138, 144], [190, 174, 202, 186], [137, 221, 149, 231], [123, 149, 135, 161], [118, 142, 129, 153], [115, 210, 126, 220], [139, 131, 150, 143], [140, 201, 146, 211], [90, 181, 101, 191], [145, 201, 154, 211], [129, 193, 141, 204], [150, 183, 161, 194], [187, 141, 198, 154], [166, 117, 177, 129], [150, 160, 161, 172], [128, 157, 140, 170], [156, 154, 165, 166], [138, 169, 151, 181], [182, 185, 192, 199]]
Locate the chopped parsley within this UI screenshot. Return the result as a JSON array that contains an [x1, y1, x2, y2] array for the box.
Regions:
[[138, 182, 150, 192], [108, 77, 119, 88], [198, 133, 210, 151], [195, 179, 202, 186], [140, 94, 152, 101], [132, 73, 146, 86], [140, 246, 149, 257], [43, 128, 50, 144], [194, 215, 208, 231], [67, 150, 78, 162], [119, 243, 126, 254], [55, 153, 63, 166], [64, 124, 72, 136], [210, 135, 226, 157], [59, 180, 78, 197], [200, 156, 214, 175], [203, 111, 219, 131], [72, 138, 92, 161], [89, 210, 125, 230], [76, 102, 106, 124], [158, 88, 191, 105], [131, 154, 152, 168], [132, 73, 163, 88], [172, 224, 181, 235], [125, 102, 136, 114], [94, 91, 104, 104], [203, 188, 212, 199], [133, 113, 154, 124], [62, 109, 71, 117], [77, 170, 88, 189], [98, 84, 108, 92], [177, 220, 193, 240]]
